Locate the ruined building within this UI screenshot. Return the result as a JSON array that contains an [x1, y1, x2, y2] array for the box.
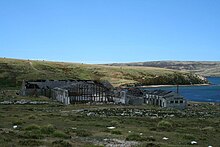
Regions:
[[20, 80, 187, 109], [145, 90, 187, 109], [20, 80, 114, 105], [114, 88, 145, 105], [114, 88, 187, 109]]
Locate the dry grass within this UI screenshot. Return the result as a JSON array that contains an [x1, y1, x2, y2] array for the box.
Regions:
[[0, 58, 207, 88]]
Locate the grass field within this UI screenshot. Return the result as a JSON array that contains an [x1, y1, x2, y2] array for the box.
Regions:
[[107, 61, 220, 77], [0, 58, 208, 88], [0, 91, 219, 147]]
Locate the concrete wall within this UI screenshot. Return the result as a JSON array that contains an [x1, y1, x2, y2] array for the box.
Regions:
[[113, 97, 125, 104], [164, 99, 187, 109], [114, 91, 144, 105], [145, 93, 187, 109], [51, 88, 70, 105]]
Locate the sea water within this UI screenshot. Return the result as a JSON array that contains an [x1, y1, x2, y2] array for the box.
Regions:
[[144, 77, 220, 102]]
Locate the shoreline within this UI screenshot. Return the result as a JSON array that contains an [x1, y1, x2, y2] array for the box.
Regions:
[[138, 83, 210, 88]]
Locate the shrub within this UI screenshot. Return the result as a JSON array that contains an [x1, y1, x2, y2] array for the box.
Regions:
[[109, 120, 120, 127], [157, 120, 172, 131], [53, 131, 70, 139], [76, 130, 92, 137], [126, 134, 156, 142], [40, 124, 55, 134], [126, 134, 145, 142], [25, 124, 40, 131]]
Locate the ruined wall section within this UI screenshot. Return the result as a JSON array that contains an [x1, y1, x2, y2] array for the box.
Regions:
[[51, 88, 70, 105]]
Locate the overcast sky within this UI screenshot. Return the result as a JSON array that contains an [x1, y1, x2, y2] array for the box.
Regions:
[[0, 0, 219, 63]]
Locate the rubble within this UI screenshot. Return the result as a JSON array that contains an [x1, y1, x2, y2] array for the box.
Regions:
[[75, 104, 219, 118], [0, 99, 49, 105]]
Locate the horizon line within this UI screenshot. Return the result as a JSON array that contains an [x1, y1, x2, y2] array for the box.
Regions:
[[1, 57, 220, 64]]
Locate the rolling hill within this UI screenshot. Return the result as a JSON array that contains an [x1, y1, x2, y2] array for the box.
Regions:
[[108, 61, 220, 77], [0, 58, 208, 88]]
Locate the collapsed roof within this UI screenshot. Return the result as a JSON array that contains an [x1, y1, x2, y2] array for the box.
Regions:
[[145, 90, 184, 100]]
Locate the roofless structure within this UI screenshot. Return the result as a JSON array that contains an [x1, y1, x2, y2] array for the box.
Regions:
[[20, 80, 114, 105]]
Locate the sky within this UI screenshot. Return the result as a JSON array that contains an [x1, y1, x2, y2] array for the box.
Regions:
[[0, 0, 220, 63]]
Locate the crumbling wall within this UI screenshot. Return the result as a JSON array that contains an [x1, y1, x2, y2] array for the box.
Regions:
[[20, 80, 114, 104], [51, 88, 70, 105]]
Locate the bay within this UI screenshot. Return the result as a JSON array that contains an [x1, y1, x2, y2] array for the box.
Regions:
[[144, 77, 220, 102]]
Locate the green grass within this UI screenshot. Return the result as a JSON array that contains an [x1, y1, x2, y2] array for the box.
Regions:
[[0, 58, 208, 88], [0, 93, 219, 146]]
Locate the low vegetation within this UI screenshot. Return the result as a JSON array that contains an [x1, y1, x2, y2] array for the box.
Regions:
[[0, 92, 219, 146], [108, 61, 220, 77], [0, 58, 208, 88]]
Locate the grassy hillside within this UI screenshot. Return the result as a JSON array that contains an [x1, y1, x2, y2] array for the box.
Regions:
[[0, 58, 208, 88], [108, 61, 220, 77]]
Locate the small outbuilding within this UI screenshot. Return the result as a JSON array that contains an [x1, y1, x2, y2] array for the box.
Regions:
[[145, 90, 187, 109]]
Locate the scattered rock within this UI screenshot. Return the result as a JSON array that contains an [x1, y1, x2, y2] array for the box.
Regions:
[[103, 138, 108, 141], [0, 100, 49, 105], [191, 141, 198, 145], [13, 125, 18, 129], [87, 112, 96, 116], [163, 137, 169, 140], [107, 127, 116, 130]]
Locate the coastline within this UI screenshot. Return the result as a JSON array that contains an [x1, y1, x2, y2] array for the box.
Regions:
[[138, 83, 210, 88]]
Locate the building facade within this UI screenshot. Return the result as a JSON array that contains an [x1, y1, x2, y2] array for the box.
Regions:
[[145, 90, 187, 109]]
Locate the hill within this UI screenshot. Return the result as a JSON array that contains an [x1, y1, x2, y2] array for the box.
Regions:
[[0, 58, 208, 88], [108, 61, 220, 77]]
